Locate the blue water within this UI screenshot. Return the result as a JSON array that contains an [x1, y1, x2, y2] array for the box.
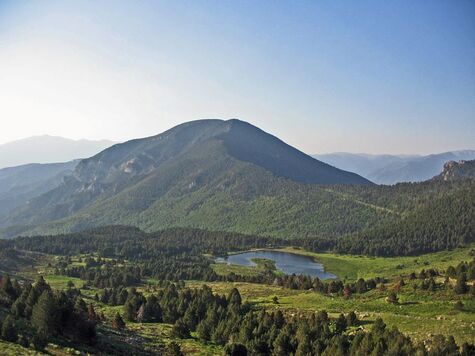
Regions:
[[216, 250, 336, 280]]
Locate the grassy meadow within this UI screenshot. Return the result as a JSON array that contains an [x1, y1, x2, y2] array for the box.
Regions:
[[1, 246, 473, 354]]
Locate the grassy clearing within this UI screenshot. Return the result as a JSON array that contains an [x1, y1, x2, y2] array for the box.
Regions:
[[127, 323, 222, 355], [186, 279, 475, 345], [6, 246, 473, 354], [212, 263, 263, 277], [277, 246, 474, 280], [0, 341, 44, 355], [212, 257, 282, 277], [83, 295, 223, 355], [43, 274, 84, 290]]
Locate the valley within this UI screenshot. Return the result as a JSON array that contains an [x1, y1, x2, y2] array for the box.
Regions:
[[0, 225, 473, 355], [0, 121, 473, 355], [1, 2, 474, 354]]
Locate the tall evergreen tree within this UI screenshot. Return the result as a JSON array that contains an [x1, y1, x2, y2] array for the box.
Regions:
[[1, 315, 18, 342], [224, 342, 248, 356], [454, 273, 468, 294], [171, 318, 191, 339], [31, 290, 59, 337], [112, 313, 126, 330]]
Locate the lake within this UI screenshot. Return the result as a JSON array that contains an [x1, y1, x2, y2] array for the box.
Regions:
[[216, 250, 336, 280]]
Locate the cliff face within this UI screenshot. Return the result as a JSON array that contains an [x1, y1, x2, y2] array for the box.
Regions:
[[434, 160, 475, 181]]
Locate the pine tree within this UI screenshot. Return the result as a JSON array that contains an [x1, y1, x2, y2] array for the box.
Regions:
[[371, 317, 386, 335], [343, 285, 351, 299], [136, 304, 145, 323], [1, 275, 17, 301], [197, 319, 212, 341], [1, 315, 18, 342], [171, 318, 190, 339], [143, 295, 162, 322], [335, 314, 347, 334], [74, 298, 88, 318], [10, 296, 26, 318], [273, 326, 293, 356], [33, 276, 50, 297], [31, 330, 48, 351], [295, 333, 312, 356], [165, 341, 184, 356], [322, 335, 347, 356], [224, 342, 248, 356], [124, 299, 137, 321], [87, 303, 97, 322], [228, 288, 242, 306], [31, 290, 59, 337], [446, 266, 457, 278], [387, 291, 399, 304], [112, 313, 126, 330], [18, 334, 29, 348], [454, 273, 468, 294], [67, 280, 75, 289], [346, 311, 358, 327]]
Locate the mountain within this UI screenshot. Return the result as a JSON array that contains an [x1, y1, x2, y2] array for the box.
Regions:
[[0, 161, 78, 217], [432, 160, 475, 182], [0, 119, 373, 237], [0, 135, 116, 169], [314, 150, 475, 184]]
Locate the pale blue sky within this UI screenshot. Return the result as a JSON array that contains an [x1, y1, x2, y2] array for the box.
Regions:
[[0, 0, 473, 154]]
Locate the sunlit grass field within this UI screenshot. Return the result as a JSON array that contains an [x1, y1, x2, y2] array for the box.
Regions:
[[261, 245, 474, 280], [2, 246, 473, 354]]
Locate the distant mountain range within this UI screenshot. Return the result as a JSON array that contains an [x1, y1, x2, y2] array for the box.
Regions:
[[0, 161, 78, 217], [0, 135, 116, 169], [314, 150, 475, 184]]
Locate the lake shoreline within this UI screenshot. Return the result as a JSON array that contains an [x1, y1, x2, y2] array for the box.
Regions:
[[216, 249, 337, 280]]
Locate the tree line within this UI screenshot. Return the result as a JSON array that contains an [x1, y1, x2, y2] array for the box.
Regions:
[[0, 274, 97, 351], [106, 283, 474, 355]]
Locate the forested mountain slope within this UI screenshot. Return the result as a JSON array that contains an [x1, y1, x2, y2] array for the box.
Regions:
[[0, 119, 371, 237], [0, 121, 472, 255]]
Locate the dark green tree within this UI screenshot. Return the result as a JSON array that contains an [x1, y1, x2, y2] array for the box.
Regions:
[[346, 311, 358, 327], [387, 291, 399, 304], [454, 273, 468, 294], [112, 313, 126, 330], [335, 314, 347, 334], [1, 315, 18, 342], [31, 290, 59, 337], [171, 318, 190, 339], [224, 342, 248, 356], [31, 330, 48, 351], [165, 341, 184, 356]]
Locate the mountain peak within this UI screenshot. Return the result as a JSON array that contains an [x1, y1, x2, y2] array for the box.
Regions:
[[0, 119, 371, 235], [74, 119, 371, 185]]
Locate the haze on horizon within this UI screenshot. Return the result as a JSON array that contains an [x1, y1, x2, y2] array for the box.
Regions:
[[0, 0, 474, 155]]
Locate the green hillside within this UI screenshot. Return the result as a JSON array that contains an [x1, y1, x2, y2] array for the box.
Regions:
[[0, 119, 371, 236], [0, 122, 473, 257]]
